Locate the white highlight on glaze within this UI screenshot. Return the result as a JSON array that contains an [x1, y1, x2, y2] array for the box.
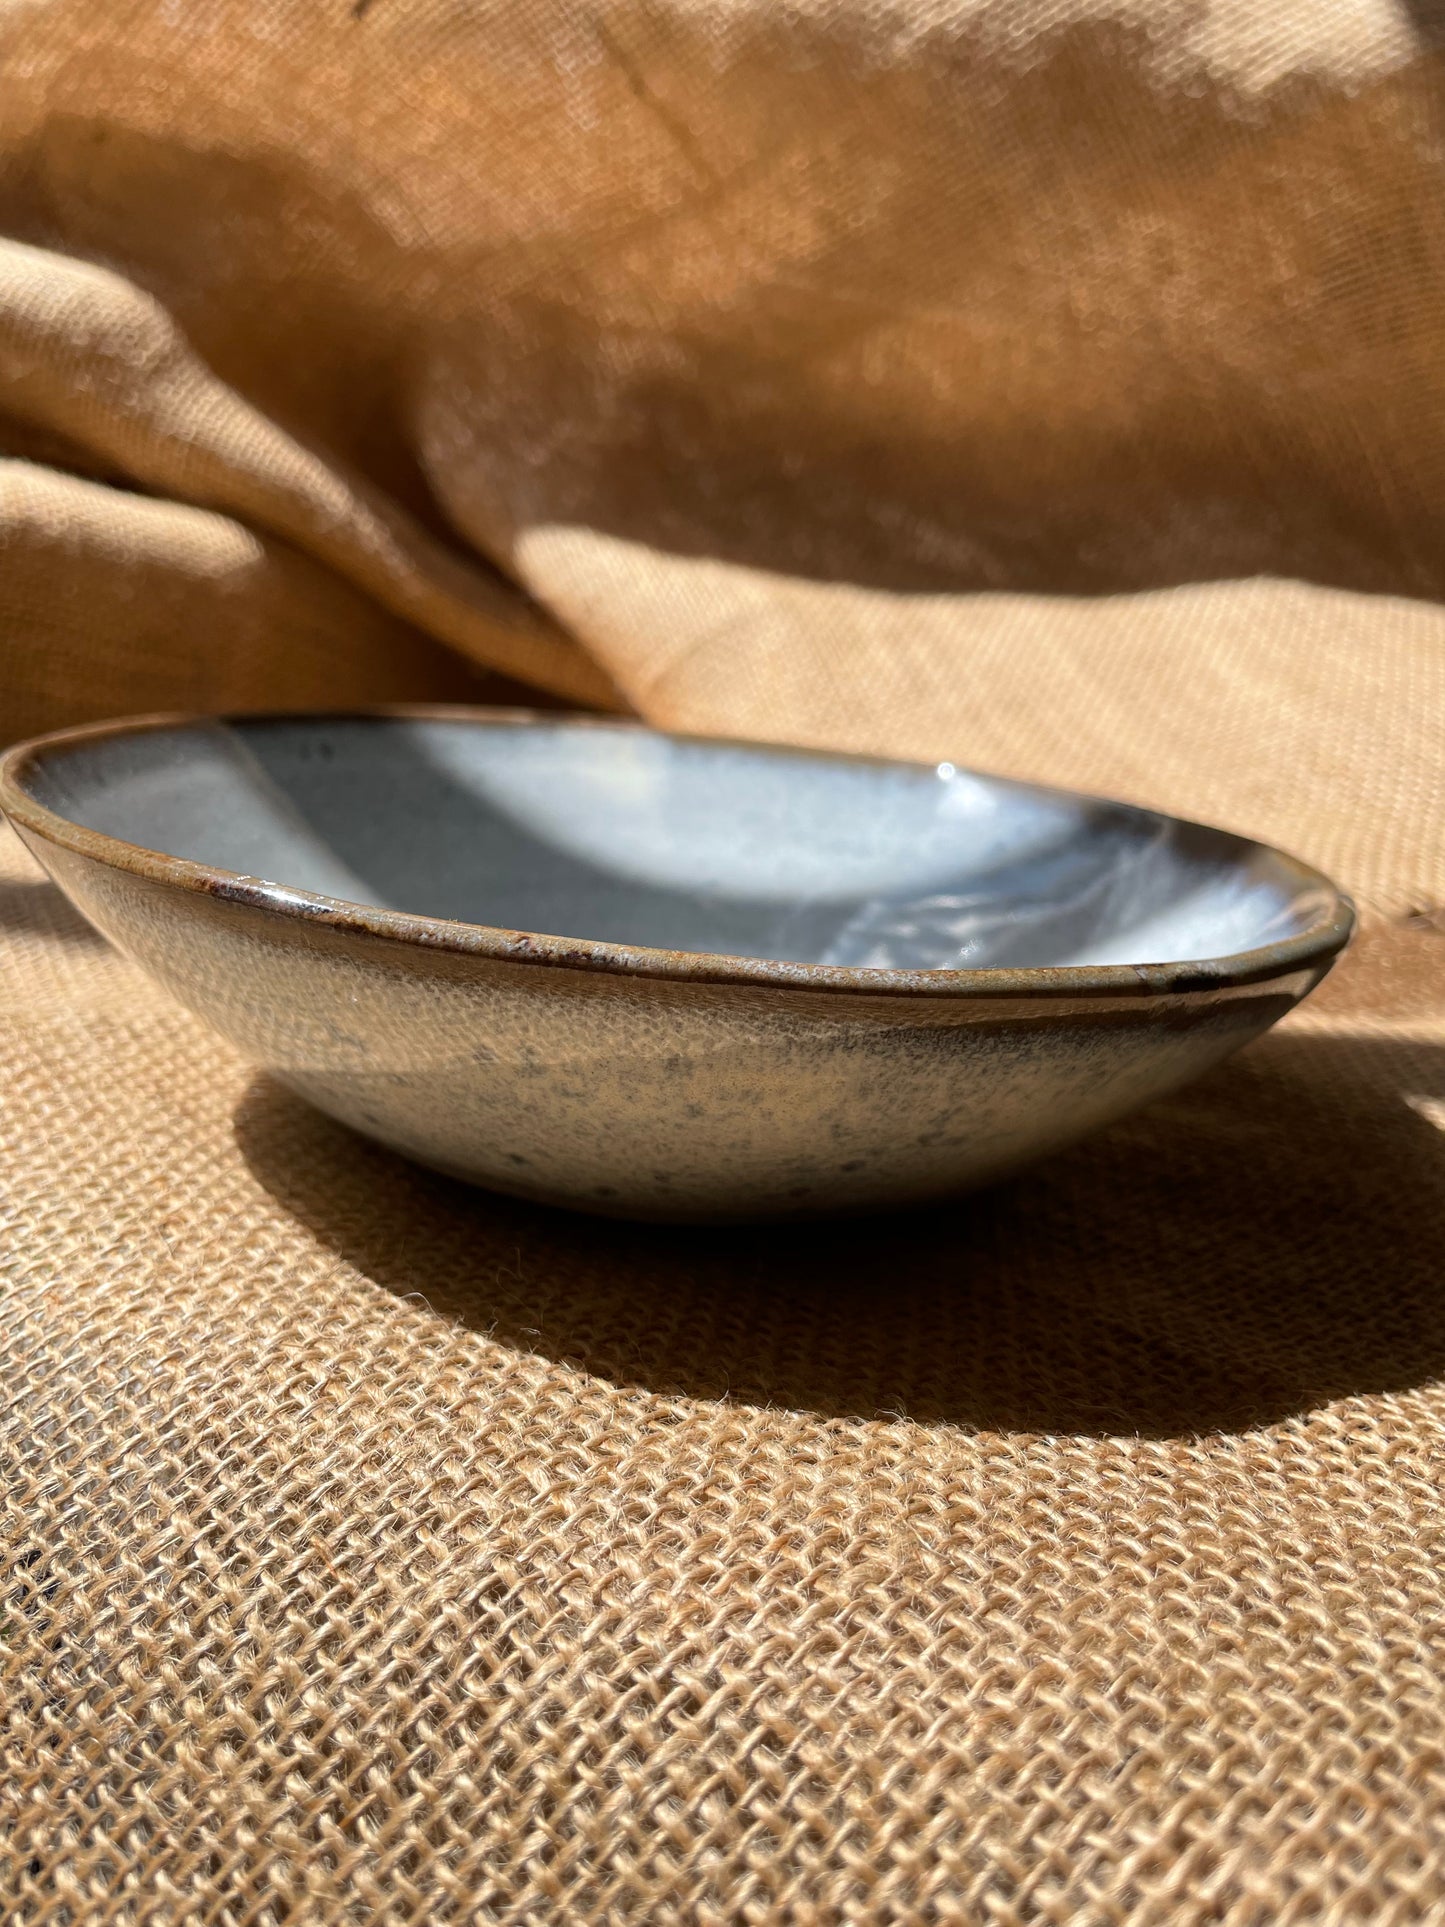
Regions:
[[411, 719, 1074, 907]]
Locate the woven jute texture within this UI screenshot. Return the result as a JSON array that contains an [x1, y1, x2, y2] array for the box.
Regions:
[[4, 0, 1445, 1920]]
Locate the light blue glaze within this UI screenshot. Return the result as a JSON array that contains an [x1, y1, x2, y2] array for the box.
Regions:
[[30, 717, 1317, 971]]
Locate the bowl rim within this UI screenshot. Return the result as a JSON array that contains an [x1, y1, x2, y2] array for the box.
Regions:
[[0, 706, 1356, 1002]]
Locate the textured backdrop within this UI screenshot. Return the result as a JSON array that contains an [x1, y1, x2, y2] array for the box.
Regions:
[[2, 0, 1445, 1919]]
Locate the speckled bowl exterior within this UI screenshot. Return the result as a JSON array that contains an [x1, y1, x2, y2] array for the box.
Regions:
[[0, 711, 1354, 1222]]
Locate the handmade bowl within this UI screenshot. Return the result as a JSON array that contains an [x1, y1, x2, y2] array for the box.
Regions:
[[1, 709, 1352, 1221]]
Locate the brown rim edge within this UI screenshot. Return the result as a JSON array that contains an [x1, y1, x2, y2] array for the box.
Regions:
[[0, 706, 1356, 1002]]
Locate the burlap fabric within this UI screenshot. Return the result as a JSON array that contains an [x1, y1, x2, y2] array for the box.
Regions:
[[3, 1, 1445, 1919]]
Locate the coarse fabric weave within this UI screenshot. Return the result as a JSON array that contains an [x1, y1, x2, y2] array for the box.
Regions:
[[2, 1, 1445, 1921]]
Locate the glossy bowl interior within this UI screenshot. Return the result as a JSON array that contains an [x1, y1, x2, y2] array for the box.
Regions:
[[10, 712, 1340, 978]]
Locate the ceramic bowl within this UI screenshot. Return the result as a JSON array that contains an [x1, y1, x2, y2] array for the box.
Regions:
[[1, 709, 1352, 1221]]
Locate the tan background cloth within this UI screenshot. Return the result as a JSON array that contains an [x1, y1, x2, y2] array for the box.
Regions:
[[3, 0, 1445, 1918]]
